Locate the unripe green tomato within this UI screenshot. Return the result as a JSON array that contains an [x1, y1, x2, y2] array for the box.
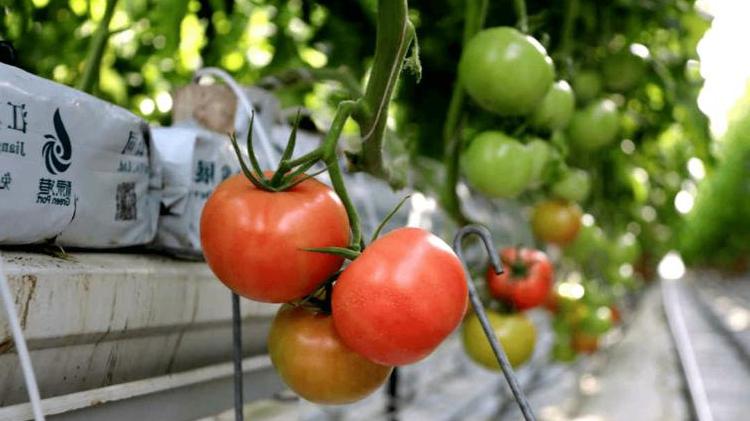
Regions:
[[578, 306, 614, 336], [462, 311, 536, 370], [552, 336, 577, 362], [462, 131, 533, 198], [551, 168, 591, 203], [602, 50, 647, 92], [572, 70, 602, 103], [459, 27, 555, 116], [525, 139, 552, 188], [567, 99, 620, 151], [609, 232, 641, 265], [565, 224, 607, 262], [530, 81, 576, 131]]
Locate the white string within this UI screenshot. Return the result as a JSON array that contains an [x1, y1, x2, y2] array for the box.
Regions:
[[0, 257, 45, 420], [193, 67, 279, 167]]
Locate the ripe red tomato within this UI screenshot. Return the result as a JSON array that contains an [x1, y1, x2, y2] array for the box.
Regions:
[[268, 305, 392, 404], [332, 227, 468, 366], [531, 200, 582, 245], [462, 310, 536, 369], [200, 173, 350, 303], [487, 248, 553, 310]]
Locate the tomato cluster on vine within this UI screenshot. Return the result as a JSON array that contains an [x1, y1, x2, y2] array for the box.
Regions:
[[200, 128, 470, 403]]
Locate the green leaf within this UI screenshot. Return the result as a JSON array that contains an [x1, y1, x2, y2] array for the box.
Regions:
[[243, 113, 271, 184], [270, 109, 302, 186], [303, 247, 361, 260], [229, 133, 268, 190], [370, 194, 411, 244]]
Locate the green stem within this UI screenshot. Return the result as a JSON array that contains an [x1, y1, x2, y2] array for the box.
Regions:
[[440, 0, 488, 226], [352, 0, 415, 183], [513, 0, 529, 33], [322, 101, 363, 251], [559, 0, 579, 58], [282, 149, 323, 172], [248, 0, 415, 250], [77, 0, 118, 93]]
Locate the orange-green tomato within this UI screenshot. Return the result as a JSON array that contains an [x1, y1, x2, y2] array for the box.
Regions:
[[462, 131, 533, 198], [530, 81, 576, 131], [459, 27, 554, 116], [572, 330, 600, 354], [531, 200, 583, 245], [567, 99, 620, 151], [461, 310, 536, 370], [267, 305, 392, 405]]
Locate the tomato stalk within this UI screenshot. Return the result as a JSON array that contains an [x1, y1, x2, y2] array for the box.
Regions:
[[440, 0, 488, 226], [321, 101, 364, 251], [558, 0, 580, 59], [349, 0, 420, 188], [232, 0, 420, 254], [513, 0, 529, 34], [77, 0, 119, 93]]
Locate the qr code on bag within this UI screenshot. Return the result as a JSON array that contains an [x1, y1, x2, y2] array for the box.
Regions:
[[115, 182, 137, 221]]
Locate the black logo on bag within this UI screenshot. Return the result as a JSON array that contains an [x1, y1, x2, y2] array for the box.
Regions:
[[115, 182, 137, 221], [42, 109, 72, 175]]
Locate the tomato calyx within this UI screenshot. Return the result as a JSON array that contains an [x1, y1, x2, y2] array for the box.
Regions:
[[304, 194, 411, 261], [507, 245, 530, 280], [296, 271, 341, 315], [230, 111, 323, 193]]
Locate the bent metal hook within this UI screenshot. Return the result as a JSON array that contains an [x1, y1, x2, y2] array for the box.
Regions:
[[452, 225, 537, 421]]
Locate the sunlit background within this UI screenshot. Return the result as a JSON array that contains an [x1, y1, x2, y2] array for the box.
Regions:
[[657, 0, 750, 279]]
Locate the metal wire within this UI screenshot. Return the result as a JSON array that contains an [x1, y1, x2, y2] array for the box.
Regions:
[[386, 367, 399, 421], [452, 225, 537, 421], [231, 292, 244, 421]]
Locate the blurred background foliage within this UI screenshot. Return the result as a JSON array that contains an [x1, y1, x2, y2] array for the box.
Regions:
[[1, 0, 747, 271]]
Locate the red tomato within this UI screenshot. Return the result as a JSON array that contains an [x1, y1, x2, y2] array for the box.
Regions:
[[332, 227, 468, 366], [268, 305, 392, 404], [487, 248, 553, 310], [531, 200, 582, 245], [200, 173, 350, 303]]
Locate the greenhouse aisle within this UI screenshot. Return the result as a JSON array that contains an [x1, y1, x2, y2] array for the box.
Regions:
[[505, 285, 688, 421]]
